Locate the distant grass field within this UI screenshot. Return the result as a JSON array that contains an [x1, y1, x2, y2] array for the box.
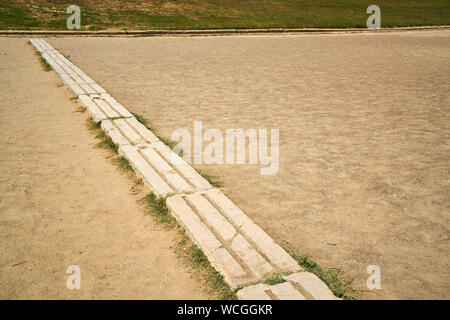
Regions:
[[0, 0, 449, 30]]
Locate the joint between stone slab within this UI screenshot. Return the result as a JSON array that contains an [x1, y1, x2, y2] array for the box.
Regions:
[[264, 288, 280, 300], [137, 148, 182, 193], [100, 124, 211, 195], [118, 145, 171, 196], [170, 187, 214, 197], [184, 194, 238, 249], [203, 191, 282, 273], [101, 116, 134, 122], [122, 118, 150, 145], [182, 196, 258, 281], [236, 272, 342, 300], [151, 147, 200, 190]]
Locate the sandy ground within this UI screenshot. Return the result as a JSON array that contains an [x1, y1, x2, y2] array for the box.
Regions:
[[48, 31, 450, 299], [0, 38, 209, 299]]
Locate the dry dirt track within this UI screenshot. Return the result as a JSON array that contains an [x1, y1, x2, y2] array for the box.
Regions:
[[48, 30, 450, 299], [0, 38, 209, 299]]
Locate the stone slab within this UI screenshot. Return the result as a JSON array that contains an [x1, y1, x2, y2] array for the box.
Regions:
[[67, 82, 86, 97], [90, 83, 107, 94], [230, 234, 274, 278], [35, 39, 53, 52], [140, 147, 193, 193], [70, 72, 92, 85], [77, 95, 133, 122], [58, 73, 77, 86], [152, 143, 212, 191], [204, 188, 300, 273], [77, 95, 107, 122], [119, 145, 174, 196], [117, 143, 211, 196], [284, 272, 341, 300], [47, 52, 67, 68], [236, 284, 272, 300], [166, 194, 251, 288], [101, 117, 160, 147], [29, 39, 43, 52], [166, 190, 300, 287], [236, 272, 340, 300], [79, 83, 97, 94], [70, 65, 96, 84], [54, 52, 73, 66], [268, 282, 307, 300]]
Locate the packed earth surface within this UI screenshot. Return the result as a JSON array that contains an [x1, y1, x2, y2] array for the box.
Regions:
[[0, 37, 210, 299], [47, 30, 450, 299]]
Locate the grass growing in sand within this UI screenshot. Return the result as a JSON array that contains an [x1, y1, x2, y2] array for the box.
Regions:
[[144, 192, 177, 228], [131, 112, 177, 150], [198, 171, 223, 188], [95, 130, 119, 154], [283, 243, 359, 300], [260, 272, 290, 286], [36, 52, 51, 71], [28, 40, 51, 71], [114, 156, 134, 173], [144, 192, 237, 300], [87, 117, 135, 173], [255, 250, 358, 300]]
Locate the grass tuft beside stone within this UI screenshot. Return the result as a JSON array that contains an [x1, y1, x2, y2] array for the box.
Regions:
[[37, 53, 52, 72], [198, 171, 223, 188], [175, 238, 238, 300], [260, 272, 290, 285], [28, 40, 52, 71], [114, 156, 133, 173], [144, 192, 177, 228], [144, 192, 237, 299], [283, 243, 359, 300], [95, 130, 119, 154], [131, 112, 177, 149]]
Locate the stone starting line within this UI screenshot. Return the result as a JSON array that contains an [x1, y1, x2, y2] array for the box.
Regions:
[[5, 25, 450, 37], [29, 38, 340, 300]]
